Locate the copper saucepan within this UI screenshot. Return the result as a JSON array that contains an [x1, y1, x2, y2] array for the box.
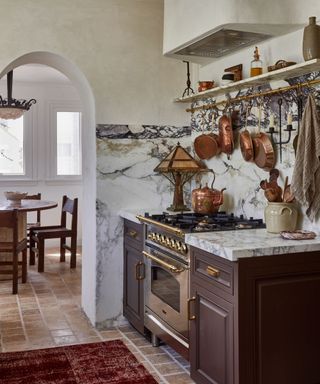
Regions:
[[194, 133, 221, 160], [239, 107, 254, 162], [252, 104, 275, 171], [218, 114, 234, 158]]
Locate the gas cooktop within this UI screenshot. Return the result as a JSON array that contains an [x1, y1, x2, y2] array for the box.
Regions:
[[144, 211, 265, 233]]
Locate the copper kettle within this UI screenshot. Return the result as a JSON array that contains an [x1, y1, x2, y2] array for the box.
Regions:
[[192, 171, 226, 214]]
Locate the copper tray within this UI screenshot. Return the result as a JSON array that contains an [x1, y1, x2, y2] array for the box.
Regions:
[[280, 230, 317, 240]]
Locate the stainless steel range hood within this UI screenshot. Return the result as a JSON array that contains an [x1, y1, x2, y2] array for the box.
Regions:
[[165, 23, 303, 65]]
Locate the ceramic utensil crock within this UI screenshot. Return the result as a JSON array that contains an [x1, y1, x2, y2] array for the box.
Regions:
[[264, 202, 298, 233]]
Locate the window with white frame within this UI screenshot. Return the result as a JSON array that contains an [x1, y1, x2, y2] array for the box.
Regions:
[[49, 103, 82, 180], [0, 111, 33, 180]]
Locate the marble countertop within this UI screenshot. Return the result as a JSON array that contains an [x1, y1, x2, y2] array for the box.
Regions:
[[119, 208, 165, 224], [119, 209, 320, 261], [185, 229, 320, 261]]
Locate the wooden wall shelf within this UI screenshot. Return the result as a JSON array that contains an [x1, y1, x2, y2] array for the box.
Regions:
[[174, 59, 320, 103]]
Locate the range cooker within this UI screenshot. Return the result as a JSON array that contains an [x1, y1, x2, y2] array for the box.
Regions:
[[137, 212, 265, 354]]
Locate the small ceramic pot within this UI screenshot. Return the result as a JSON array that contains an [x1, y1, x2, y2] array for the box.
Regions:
[[264, 202, 298, 233]]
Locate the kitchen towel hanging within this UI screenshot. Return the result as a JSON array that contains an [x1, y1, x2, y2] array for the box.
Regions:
[[291, 94, 320, 221]]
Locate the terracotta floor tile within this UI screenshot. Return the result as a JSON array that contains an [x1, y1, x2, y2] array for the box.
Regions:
[[147, 353, 175, 365], [51, 329, 74, 337], [154, 362, 184, 375], [53, 335, 78, 345], [0, 248, 192, 383], [163, 373, 195, 383]]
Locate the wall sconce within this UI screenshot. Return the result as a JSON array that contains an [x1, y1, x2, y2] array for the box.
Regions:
[[267, 98, 295, 162]]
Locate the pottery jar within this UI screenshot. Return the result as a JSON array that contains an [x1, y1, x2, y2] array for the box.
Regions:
[[303, 16, 320, 61], [264, 202, 298, 233]]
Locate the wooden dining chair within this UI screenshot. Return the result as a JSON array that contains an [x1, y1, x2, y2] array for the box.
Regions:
[[0, 210, 28, 294], [24, 193, 41, 248], [30, 195, 78, 272]]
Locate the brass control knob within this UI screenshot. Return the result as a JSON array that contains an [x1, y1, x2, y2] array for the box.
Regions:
[[148, 232, 154, 240], [156, 233, 161, 242], [166, 238, 171, 247], [181, 244, 188, 254], [176, 241, 182, 252], [160, 235, 166, 244], [170, 239, 176, 249]]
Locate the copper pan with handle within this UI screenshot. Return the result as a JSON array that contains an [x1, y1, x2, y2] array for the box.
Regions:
[[218, 105, 234, 158], [252, 104, 275, 172], [240, 106, 254, 162], [194, 110, 221, 160]]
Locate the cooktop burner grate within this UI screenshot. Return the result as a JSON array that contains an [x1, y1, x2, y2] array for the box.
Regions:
[[144, 212, 265, 233]]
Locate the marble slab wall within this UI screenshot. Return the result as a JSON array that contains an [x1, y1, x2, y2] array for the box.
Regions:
[[96, 72, 320, 327], [96, 124, 191, 327]]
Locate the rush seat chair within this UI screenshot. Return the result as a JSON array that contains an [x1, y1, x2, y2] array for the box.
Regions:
[[0, 210, 28, 294], [29, 195, 78, 272]]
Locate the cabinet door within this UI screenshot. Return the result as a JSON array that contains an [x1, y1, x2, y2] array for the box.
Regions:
[[123, 242, 145, 334], [190, 283, 234, 384]]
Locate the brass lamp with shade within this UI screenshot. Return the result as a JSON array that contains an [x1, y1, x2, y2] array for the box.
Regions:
[[154, 142, 207, 211], [0, 70, 36, 120]]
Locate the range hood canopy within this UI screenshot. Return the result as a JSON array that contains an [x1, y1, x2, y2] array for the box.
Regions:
[[166, 23, 302, 64], [174, 28, 271, 58]]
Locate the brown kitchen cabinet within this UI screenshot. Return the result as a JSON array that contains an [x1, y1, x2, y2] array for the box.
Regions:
[[123, 219, 145, 334], [189, 246, 320, 384]]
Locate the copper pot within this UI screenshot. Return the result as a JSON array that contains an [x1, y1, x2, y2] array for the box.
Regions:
[[218, 114, 234, 157], [247, 103, 275, 172], [198, 81, 215, 92], [240, 107, 254, 162], [252, 132, 275, 171], [192, 171, 226, 214], [194, 133, 221, 160]]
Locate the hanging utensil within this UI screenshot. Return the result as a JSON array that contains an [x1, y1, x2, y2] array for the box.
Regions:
[[252, 102, 275, 171], [240, 106, 254, 161]]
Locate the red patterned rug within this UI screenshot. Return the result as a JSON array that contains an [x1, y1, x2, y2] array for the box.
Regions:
[[0, 339, 157, 384]]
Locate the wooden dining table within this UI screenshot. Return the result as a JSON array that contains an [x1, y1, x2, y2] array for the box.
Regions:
[[0, 199, 58, 280]]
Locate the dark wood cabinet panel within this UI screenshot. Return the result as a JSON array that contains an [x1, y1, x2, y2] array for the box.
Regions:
[[123, 220, 144, 334], [190, 246, 320, 384], [190, 283, 234, 384], [255, 274, 320, 384]]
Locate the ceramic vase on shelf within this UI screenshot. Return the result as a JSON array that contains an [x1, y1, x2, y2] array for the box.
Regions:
[[303, 16, 320, 61], [264, 202, 298, 234]]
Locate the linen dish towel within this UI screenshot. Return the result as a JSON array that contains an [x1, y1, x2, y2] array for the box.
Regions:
[[291, 93, 320, 221]]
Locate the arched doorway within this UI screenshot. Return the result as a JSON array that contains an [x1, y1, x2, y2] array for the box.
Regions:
[[0, 52, 96, 324]]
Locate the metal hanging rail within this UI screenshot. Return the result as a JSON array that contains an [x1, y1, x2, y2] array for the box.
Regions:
[[186, 77, 320, 113]]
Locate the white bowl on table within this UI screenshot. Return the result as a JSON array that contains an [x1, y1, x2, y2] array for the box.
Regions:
[[4, 192, 28, 206]]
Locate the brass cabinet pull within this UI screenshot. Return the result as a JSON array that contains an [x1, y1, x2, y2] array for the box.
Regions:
[[128, 229, 138, 238], [187, 297, 196, 320], [206, 265, 220, 278], [135, 261, 145, 280], [142, 251, 185, 273]]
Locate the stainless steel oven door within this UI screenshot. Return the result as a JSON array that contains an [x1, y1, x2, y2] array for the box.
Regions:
[[143, 248, 189, 340]]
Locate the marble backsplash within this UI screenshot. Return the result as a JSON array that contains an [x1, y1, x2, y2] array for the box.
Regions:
[[96, 73, 320, 327], [96, 124, 192, 327]]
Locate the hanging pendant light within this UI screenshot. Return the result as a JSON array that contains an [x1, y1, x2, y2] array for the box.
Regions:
[[0, 70, 36, 120]]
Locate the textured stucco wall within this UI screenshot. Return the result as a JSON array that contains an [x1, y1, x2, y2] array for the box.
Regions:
[[0, 0, 188, 326]]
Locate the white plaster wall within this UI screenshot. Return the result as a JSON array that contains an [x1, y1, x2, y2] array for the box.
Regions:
[[163, 0, 319, 53], [0, 80, 83, 245]]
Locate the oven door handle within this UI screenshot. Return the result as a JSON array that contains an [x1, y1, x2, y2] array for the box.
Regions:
[[142, 251, 186, 274]]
